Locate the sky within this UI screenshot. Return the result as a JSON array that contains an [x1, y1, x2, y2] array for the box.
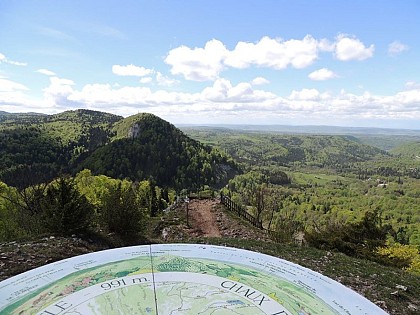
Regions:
[[1, 0, 420, 128]]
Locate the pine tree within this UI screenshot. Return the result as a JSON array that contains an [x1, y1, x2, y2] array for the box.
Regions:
[[41, 176, 94, 235]]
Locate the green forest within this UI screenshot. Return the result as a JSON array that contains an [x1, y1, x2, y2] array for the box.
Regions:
[[1, 110, 420, 276], [182, 127, 420, 240], [182, 126, 420, 274]]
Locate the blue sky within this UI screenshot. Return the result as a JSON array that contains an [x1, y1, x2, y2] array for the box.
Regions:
[[1, 0, 420, 128]]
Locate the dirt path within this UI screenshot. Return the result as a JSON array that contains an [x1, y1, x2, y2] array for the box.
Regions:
[[187, 199, 221, 237]]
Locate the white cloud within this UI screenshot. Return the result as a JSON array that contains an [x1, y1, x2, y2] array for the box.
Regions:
[[37, 69, 56, 76], [283, 87, 419, 122], [156, 72, 179, 87], [41, 77, 276, 115], [334, 34, 374, 61], [68, 84, 200, 109], [318, 39, 335, 52], [70, 84, 152, 105], [165, 35, 373, 82], [140, 77, 153, 84], [251, 77, 270, 85], [50, 77, 75, 86], [139, 73, 179, 86], [308, 68, 338, 81], [43, 77, 76, 107], [112, 64, 153, 77], [201, 78, 231, 101], [0, 78, 51, 113], [165, 39, 227, 81], [405, 81, 420, 90], [388, 41, 408, 56], [392, 88, 420, 104], [165, 36, 326, 81], [289, 88, 321, 101], [225, 35, 322, 70], [8, 60, 27, 66], [0, 78, 29, 92], [0, 52, 27, 66], [5, 73, 420, 126], [0, 91, 42, 113], [201, 78, 276, 103]]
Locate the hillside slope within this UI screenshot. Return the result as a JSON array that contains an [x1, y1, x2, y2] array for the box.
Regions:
[[182, 127, 389, 168], [42, 109, 122, 147], [77, 113, 237, 189], [391, 141, 420, 158], [0, 110, 122, 187]]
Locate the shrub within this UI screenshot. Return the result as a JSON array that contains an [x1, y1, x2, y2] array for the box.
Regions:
[[100, 183, 147, 241], [305, 209, 391, 260], [377, 242, 420, 274]]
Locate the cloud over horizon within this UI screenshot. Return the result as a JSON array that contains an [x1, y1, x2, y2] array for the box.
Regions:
[[2, 70, 420, 127]]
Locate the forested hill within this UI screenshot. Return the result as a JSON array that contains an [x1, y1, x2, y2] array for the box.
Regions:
[[77, 113, 237, 189], [182, 127, 389, 170], [0, 111, 47, 125], [0, 110, 236, 189], [391, 141, 420, 158], [0, 110, 122, 188]]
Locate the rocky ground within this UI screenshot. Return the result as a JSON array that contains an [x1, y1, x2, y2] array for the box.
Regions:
[[0, 235, 108, 282]]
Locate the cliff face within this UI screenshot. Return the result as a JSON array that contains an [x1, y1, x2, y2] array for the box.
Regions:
[[128, 123, 140, 138]]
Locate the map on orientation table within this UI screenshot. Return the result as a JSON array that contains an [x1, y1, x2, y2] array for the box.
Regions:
[[0, 244, 387, 315]]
